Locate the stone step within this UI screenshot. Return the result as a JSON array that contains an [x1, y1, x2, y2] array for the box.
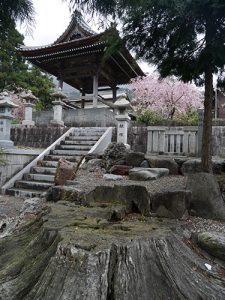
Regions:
[[15, 180, 53, 190], [71, 129, 106, 136], [44, 155, 81, 162], [57, 145, 92, 151], [66, 136, 100, 141], [51, 149, 89, 156], [62, 140, 96, 146], [6, 188, 46, 198], [24, 173, 55, 182], [37, 160, 59, 168], [32, 166, 57, 175]]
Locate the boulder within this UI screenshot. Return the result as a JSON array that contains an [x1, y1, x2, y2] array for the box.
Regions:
[[125, 151, 145, 167], [102, 142, 127, 170], [181, 159, 202, 175], [146, 156, 179, 175], [45, 185, 89, 205], [181, 158, 225, 175], [110, 165, 132, 175], [103, 174, 123, 181], [197, 232, 225, 261], [87, 184, 151, 216], [129, 167, 169, 181], [186, 173, 225, 220], [54, 158, 75, 186], [150, 190, 191, 219]]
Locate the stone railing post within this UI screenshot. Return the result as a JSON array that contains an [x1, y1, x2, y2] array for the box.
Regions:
[[114, 94, 132, 149], [50, 90, 67, 127], [22, 91, 37, 126], [0, 93, 18, 148]]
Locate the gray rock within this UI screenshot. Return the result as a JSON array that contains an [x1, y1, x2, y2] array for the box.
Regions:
[[150, 190, 191, 219], [87, 184, 151, 216], [186, 172, 225, 220], [140, 159, 150, 168], [102, 142, 128, 171], [181, 158, 225, 175], [103, 174, 123, 181], [129, 167, 169, 181], [125, 151, 145, 167], [181, 158, 202, 175], [146, 156, 179, 175], [197, 232, 225, 261]]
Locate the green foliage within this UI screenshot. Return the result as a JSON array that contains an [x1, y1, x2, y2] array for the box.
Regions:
[[0, 25, 54, 110], [137, 110, 198, 126], [137, 110, 163, 126], [101, 26, 123, 60]]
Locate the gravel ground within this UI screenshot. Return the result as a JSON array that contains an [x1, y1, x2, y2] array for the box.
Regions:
[[74, 169, 187, 194], [0, 195, 24, 219], [186, 216, 225, 234]]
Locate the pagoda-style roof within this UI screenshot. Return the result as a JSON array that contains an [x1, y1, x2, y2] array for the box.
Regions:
[[17, 11, 144, 93]]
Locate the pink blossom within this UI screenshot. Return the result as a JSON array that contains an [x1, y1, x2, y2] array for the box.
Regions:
[[131, 75, 203, 119]]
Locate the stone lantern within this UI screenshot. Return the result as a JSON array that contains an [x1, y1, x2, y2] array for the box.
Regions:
[[22, 90, 38, 126], [50, 90, 67, 126], [0, 93, 18, 148], [114, 93, 132, 149]]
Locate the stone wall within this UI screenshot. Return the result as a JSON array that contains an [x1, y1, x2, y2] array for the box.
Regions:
[[212, 126, 225, 156], [33, 108, 116, 127], [9, 124, 225, 155], [128, 124, 148, 153], [0, 149, 41, 186], [11, 127, 67, 148]]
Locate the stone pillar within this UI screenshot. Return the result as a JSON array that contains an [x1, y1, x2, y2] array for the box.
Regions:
[[51, 101, 64, 126], [0, 94, 18, 149], [197, 108, 204, 157], [114, 94, 132, 149], [22, 91, 37, 126], [50, 90, 67, 127], [93, 74, 98, 108], [22, 103, 35, 126]]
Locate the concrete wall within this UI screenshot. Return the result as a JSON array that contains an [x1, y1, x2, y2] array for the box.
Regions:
[[0, 149, 41, 187], [33, 108, 116, 127]]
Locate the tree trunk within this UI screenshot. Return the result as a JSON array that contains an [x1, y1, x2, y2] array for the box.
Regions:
[[201, 64, 213, 172]]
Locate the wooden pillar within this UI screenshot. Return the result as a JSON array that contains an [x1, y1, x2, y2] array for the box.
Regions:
[[93, 74, 98, 108], [112, 86, 117, 103], [58, 78, 63, 90], [81, 90, 85, 109]]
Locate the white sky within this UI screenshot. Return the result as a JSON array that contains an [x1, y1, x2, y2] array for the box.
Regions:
[[17, 0, 153, 74]]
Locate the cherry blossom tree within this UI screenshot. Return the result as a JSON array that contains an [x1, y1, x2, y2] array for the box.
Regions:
[[131, 75, 203, 119]]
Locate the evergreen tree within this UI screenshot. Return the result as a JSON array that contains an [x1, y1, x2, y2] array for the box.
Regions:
[[68, 0, 225, 172], [0, 25, 54, 109], [0, 0, 34, 31]]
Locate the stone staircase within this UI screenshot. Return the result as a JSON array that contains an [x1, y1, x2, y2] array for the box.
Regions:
[[6, 127, 107, 198]]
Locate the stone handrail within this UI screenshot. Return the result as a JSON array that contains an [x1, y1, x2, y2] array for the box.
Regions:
[[88, 127, 113, 155]]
